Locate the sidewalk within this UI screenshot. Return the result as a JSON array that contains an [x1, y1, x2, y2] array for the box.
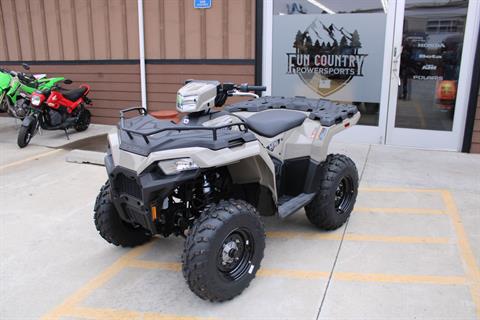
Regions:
[[0, 133, 479, 319]]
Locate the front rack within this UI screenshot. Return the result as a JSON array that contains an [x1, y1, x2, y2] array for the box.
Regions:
[[119, 107, 249, 144]]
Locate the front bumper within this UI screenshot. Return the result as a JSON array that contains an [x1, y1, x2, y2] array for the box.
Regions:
[[105, 153, 199, 234]]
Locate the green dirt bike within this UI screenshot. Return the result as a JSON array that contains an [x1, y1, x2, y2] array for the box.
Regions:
[[0, 63, 66, 119]]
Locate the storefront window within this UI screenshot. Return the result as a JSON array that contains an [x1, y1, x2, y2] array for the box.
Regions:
[[272, 1, 389, 126], [394, 0, 468, 131]]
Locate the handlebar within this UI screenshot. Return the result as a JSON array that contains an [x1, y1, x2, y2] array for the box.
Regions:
[[212, 82, 267, 107], [10, 70, 36, 84], [237, 84, 267, 92], [0, 67, 36, 83]]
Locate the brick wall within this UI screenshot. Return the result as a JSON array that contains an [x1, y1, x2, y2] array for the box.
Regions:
[[2, 62, 254, 125]]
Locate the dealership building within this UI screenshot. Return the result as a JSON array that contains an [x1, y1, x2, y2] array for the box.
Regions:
[[1, 0, 479, 153]]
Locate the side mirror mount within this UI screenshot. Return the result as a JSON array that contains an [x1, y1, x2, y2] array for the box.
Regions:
[[22, 63, 30, 70], [63, 79, 73, 85]]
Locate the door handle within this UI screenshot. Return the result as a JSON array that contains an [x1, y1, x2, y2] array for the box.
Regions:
[[392, 46, 403, 86]]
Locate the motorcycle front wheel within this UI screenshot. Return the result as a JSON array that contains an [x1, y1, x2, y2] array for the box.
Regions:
[[17, 117, 37, 148]]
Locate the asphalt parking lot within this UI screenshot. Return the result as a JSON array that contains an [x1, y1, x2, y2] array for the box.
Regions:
[[1, 125, 479, 319]]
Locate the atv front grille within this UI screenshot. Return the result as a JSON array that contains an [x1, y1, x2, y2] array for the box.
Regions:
[[115, 173, 142, 199]]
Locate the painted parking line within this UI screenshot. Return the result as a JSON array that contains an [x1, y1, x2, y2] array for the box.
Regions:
[[354, 207, 447, 215], [0, 148, 63, 171], [127, 259, 181, 271], [41, 242, 156, 320], [40, 187, 479, 319], [332, 272, 466, 285], [266, 231, 451, 244], [62, 306, 215, 320], [441, 190, 480, 318], [359, 187, 480, 317], [124, 259, 467, 286], [359, 187, 444, 193]]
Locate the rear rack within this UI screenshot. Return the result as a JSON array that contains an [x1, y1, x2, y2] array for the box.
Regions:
[[119, 107, 249, 144]]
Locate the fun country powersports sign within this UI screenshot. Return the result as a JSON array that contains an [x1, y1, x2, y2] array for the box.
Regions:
[[272, 14, 386, 103]]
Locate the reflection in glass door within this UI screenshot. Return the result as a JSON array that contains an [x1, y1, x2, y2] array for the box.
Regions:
[[386, 0, 477, 150], [265, 0, 397, 144]]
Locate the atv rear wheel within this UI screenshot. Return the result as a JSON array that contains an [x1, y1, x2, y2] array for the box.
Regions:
[[182, 199, 265, 302], [74, 108, 91, 132], [305, 154, 358, 230], [94, 181, 152, 247]]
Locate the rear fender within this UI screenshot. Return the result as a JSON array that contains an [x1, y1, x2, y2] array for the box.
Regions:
[[38, 77, 65, 89], [309, 112, 361, 162]]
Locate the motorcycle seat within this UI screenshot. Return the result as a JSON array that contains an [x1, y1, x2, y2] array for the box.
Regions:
[[245, 109, 306, 138], [63, 87, 88, 101]]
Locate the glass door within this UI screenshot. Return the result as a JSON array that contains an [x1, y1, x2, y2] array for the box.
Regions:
[[386, 0, 478, 150], [263, 0, 397, 144]]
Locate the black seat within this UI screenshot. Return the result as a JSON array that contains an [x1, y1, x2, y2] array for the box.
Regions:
[[245, 110, 306, 138], [63, 87, 88, 101]]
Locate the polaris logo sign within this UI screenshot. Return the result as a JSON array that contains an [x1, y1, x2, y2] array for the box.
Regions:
[[273, 14, 386, 103]]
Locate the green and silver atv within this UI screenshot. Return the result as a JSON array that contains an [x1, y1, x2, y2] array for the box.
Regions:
[[94, 80, 360, 302]]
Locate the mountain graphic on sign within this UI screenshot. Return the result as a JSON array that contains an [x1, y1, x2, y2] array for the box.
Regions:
[[293, 18, 362, 55], [309, 20, 348, 44], [290, 18, 366, 97]]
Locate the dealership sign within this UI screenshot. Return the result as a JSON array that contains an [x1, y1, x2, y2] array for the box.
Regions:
[[272, 14, 386, 103]]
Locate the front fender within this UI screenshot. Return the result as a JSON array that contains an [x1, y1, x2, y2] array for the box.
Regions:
[[21, 115, 37, 128], [0, 72, 12, 90], [109, 132, 278, 212], [6, 81, 19, 103]]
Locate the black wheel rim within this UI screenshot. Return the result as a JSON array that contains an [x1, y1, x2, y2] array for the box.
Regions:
[[216, 228, 254, 281], [24, 125, 34, 144], [25, 131, 31, 144], [335, 176, 354, 214]]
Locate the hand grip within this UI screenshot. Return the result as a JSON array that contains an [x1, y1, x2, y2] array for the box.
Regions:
[[238, 84, 267, 92]]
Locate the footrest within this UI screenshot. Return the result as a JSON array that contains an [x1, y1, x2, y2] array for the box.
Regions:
[[278, 193, 315, 219]]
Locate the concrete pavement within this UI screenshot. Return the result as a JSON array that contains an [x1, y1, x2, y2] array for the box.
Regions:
[[0, 137, 479, 319]]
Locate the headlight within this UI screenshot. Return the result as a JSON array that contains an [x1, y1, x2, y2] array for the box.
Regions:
[[31, 95, 41, 106], [176, 94, 198, 112], [158, 158, 199, 175]]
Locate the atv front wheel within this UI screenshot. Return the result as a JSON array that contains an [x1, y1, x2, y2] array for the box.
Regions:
[[182, 199, 265, 302], [94, 181, 152, 247], [305, 154, 358, 230]]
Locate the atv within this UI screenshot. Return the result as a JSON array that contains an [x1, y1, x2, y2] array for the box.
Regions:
[[94, 80, 360, 302]]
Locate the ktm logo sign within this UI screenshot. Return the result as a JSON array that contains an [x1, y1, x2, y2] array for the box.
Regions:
[[287, 18, 368, 97]]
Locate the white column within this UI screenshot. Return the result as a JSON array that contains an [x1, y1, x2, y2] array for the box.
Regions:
[[137, 0, 147, 110]]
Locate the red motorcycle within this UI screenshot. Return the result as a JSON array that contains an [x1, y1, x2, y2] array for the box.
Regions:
[[17, 80, 92, 148]]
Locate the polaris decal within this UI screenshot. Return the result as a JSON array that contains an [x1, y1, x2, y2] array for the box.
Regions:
[[266, 138, 282, 152]]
